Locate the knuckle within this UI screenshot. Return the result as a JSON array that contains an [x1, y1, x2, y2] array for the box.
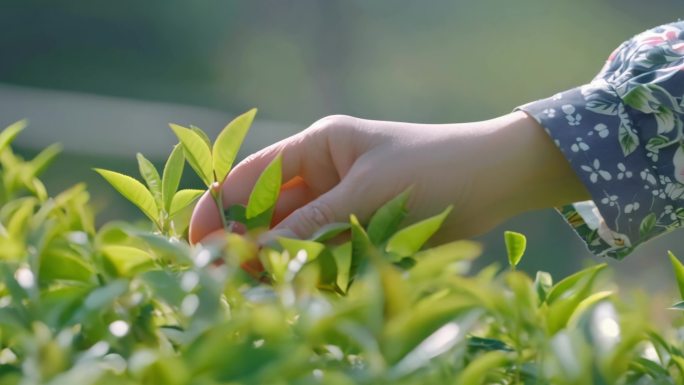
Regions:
[[292, 200, 337, 237], [310, 114, 359, 135]]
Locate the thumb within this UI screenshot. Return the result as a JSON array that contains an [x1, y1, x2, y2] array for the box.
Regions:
[[273, 181, 357, 239]]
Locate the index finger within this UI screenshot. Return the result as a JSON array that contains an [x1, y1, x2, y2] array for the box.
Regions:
[[188, 134, 306, 243]]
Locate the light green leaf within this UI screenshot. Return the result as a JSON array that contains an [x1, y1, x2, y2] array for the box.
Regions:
[[169, 189, 204, 217], [190, 125, 212, 149], [566, 290, 614, 327], [545, 263, 606, 304], [137, 153, 163, 210], [409, 240, 481, 281], [169, 124, 214, 186], [367, 187, 411, 246], [0, 120, 26, 154], [277, 237, 325, 262], [246, 153, 282, 225], [534, 271, 553, 303], [332, 242, 352, 292], [162, 144, 186, 212], [669, 251, 684, 300], [101, 245, 155, 276], [29, 143, 62, 177], [454, 351, 510, 385], [213, 108, 256, 182], [504, 231, 526, 268], [385, 206, 453, 259], [7, 197, 36, 239], [94, 168, 159, 224]]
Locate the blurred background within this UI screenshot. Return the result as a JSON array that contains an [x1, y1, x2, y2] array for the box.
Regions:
[[1, 0, 683, 291]]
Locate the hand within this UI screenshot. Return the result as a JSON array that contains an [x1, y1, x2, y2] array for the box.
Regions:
[[189, 112, 589, 244]]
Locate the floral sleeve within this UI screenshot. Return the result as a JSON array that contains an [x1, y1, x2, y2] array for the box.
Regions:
[[517, 21, 684, 260]]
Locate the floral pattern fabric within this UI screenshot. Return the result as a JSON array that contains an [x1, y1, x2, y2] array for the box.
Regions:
[[517, 21, 684, 259]]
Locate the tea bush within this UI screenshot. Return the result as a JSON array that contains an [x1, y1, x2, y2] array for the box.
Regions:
[[1, 114, 684, 385]]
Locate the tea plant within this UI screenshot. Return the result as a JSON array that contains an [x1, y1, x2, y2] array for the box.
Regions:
[[1, 117, 684, 385]]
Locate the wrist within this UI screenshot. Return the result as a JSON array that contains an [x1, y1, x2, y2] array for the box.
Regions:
[[481, 111, 590, 217]]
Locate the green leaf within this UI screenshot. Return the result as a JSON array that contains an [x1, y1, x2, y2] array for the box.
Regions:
[[332, 242, 352, 292], [546, 272, 608, 334], [213, 108, 256, 182], [246, 153, 282, 225], [29, 143, 62, 177], [504, 231, 526, 269], [277, 237, 325, 262], [367, 187, 411, 246], [669, 251, 684, 300], [0, 120, 26, 154], [385, 206, 452, 259], [101, 245, 156, 277], [141, 270, 185, 306], [309, 222, 350, 242], [162, 144, 186, 212], [467, 336, 514, 352], [137, 153, 163, 211], [40, 246, 94, 284], [190, 125, 212, 149], [169, 124, 214, 186], [669, 301, 684, 311], [545, 263, 607, 304], [94, 168, 159, 224], [534, 271, 553, 303], [225, 204, 247, 224], [454, 351, 509, 385], [566, 290, 614, 327], [409, 240, 481, 281], [349, 214, 373, 282], [169, 189, 204, 217]]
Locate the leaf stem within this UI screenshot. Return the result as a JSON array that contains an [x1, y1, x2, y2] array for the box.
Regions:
[[211, 183, 229, 231]]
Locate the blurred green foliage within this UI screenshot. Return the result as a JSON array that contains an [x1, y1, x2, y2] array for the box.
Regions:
[[3, 121, 684, 384]]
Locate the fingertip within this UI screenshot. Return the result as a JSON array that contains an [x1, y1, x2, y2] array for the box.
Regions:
[[189, 190, 223, 244]]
